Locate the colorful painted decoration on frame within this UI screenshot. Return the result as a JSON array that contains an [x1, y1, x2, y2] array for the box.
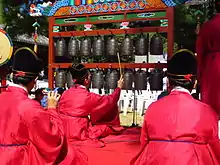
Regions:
[[28, 0, 190, 17]]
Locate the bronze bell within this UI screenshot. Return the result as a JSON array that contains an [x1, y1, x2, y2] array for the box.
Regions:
[[66, 71, 73, 89], [150, 34, 163, 55], [107, 69, 119, 89], [56, 38, 67, 57], [135, 33, 149, 56], [106, 35, 118, 56], [91, 69, 104, 89], [55, 69, 66, 88], [80, 37, 92, 56], [135, 69, 147, 90], [120, 35, 133, 56], [149, 68, 163, 91], [68, 37, 79, 57], [123, 69, 134, 90], [93, 36, 104, 56]]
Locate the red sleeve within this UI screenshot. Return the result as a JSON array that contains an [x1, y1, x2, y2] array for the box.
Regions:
[[89, 88, 121, 124], [20, 101, 66, 164], [196, 35, 204, 82], [140, 105, 151, 147], [90, 88, 121, 106], [196, 25, 206, 83], [130, 107, 150, 165], [209, 138, 220, 163], [140, 119, 148, 147], [207, 113, 220, 163]]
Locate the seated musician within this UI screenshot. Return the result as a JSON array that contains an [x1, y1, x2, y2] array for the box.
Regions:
[[58, 64, 124, 147], [0, 47, 87, 165], [131, 49, 220, 165], [34, 88, 44, 103], [157, 90, 169, 100]]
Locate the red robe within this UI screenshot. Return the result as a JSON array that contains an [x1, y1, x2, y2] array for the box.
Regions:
[[131, 90, 220, 165], [196, 14, 220, 114], [58, 85, 123, 147], [0, 86, 87, 165]]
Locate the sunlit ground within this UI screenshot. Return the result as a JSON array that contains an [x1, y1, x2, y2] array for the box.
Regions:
[[119, 108, 144, 127]]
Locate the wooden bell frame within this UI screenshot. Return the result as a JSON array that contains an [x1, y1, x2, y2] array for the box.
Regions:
[[48, 7, 174, 88]]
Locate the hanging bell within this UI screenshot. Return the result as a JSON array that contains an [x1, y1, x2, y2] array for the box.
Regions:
[[134, 69, 147, 90], [68, 37, 79, 57], [120, 35, 134, 56], [106, 35, 118, 56], [107, 69, 119, 89], [55, 69, 66, 88], [149, 68, 163, 91], [92, 36, 105, 56], [66, 71, 73, 89], [150, 34, 163, 55], [80, 37, 92, 56], [56, 38, 67, 57], [135, 33, 149, 55], [123, 69, 134, 90], [91, 69, 104, 89]]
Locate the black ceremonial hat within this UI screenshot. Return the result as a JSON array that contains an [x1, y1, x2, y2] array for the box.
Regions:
[[70, 63, 89, 80], [167, 49, 197, 81], [12, 47, 42, 78]]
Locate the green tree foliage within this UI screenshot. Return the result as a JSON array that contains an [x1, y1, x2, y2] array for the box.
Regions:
[[3, 3, 49, 38], [174, 2, 215, 51], [0, 0, 5, 24], [174, 5, 198, 51]]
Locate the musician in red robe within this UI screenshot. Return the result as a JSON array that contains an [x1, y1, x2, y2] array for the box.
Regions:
[[131, 49, 220, 165], [196, 0, 220, 114], [0, 47, 87, 165], [58, 64, 124, 147]]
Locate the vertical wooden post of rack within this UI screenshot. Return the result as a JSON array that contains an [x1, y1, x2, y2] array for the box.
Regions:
[[48, 17, 54, 89], [167, 7, 174, 58]]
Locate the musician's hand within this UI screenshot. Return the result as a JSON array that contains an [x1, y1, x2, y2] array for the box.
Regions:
[[117, 75, 124, 89], [47, 91, 61, 109]]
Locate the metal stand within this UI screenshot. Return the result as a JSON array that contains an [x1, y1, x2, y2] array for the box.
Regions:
[[131, 88, 138, 127]]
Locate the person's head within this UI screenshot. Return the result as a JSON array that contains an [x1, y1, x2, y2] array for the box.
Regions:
[[157, 91, 169, 100], [69, 63, 91, 87], [167, 49, 197, 92], [35, 88, 44, 102], [215, 0, 220, 13], [12, 47, 42, 92]]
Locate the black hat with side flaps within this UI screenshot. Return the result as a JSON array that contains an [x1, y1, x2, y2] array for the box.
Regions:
[[167, 49, 197, 82], [69, 63, 89, 81], [12, 47, 42, 78]]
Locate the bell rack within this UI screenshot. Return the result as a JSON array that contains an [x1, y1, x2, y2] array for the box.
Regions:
[[48, 7, 174, 88]]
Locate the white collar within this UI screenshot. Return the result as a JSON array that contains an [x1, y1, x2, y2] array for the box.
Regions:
[[79, 85, 86, 89], [8, 82, 28, 93], [171, 86, 191, 95]]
